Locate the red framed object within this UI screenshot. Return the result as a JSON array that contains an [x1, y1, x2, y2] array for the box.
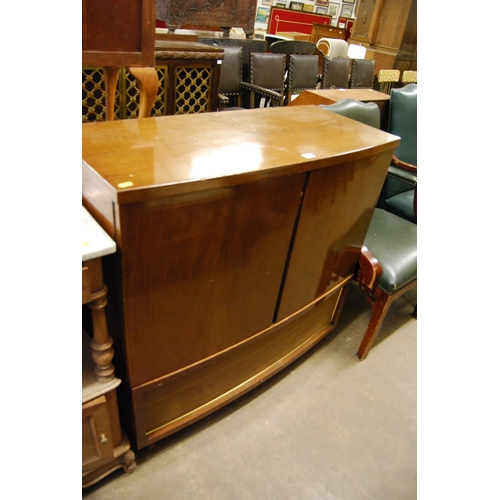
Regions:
[[267, 6, 331, 36]]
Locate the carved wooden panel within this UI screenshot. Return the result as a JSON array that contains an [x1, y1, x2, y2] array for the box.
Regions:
[[159, 0, 258, 33], [351, 0, 383, 44]]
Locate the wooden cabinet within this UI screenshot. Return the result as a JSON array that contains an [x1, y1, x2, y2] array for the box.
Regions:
[[82, 0, 158, 121], [154, 40, 224, 115], [349, 0, 417, 73], [82, 0, 155, 67], [82, 106, 400, 450], [310, 23, 347, 43]]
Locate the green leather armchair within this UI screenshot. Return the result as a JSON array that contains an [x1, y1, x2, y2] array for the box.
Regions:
[[319, 98, 417, 360], [377, 84, 417, 223]]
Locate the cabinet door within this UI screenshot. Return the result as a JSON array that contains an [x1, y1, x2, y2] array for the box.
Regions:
[[82, 395, 114, 473], [351, 0, 385, 44]]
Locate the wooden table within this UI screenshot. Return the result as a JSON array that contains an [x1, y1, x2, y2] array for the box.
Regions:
[[288, 89, 391, 130], [82, 106, 399, 449]]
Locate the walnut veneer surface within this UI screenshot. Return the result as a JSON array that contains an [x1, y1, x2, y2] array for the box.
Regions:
[[82, 106, 399, 448]]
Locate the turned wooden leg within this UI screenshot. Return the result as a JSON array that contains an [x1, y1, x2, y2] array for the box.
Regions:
[[357, 289, 393, 360], [88, 287, 115, 382], [127, 67, 159, 118], [84, 258, 115, 382], [103, 66, 120, 121]]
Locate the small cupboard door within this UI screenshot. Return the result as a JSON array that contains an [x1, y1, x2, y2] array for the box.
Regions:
[[82, 395, 114, 473]]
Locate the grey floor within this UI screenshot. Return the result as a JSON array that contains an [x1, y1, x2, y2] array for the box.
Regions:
[[83, 282, 417, 500]]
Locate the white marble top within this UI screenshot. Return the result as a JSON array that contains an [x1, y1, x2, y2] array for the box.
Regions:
[[82, 206, 116, 262]]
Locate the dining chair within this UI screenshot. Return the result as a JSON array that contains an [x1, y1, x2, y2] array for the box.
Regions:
[[286, 54, 319, 104], [218, 46, 244, 110], [321, 56, 351, 89], [239, 52, 287, 108], [349, 58, 376, 89]]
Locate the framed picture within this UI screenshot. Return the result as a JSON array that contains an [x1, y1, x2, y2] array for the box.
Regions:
[[256, 6, 270, 24], [315, 6, 327, 14], [276, 1, 287, 6], [315, 0, 329, 5], [262, 0, 273, 5], [290, 2, 304, 11], [340, 4, 354, 18], [342, 0, 355, 3], [303, 4, 314, 12], [328, 2, 340, 19]]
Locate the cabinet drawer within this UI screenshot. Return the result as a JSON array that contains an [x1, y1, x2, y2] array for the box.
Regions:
[[82, 395, 114, 473]]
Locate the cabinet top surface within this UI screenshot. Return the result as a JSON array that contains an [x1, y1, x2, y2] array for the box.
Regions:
[[82, 106, 399, 203]]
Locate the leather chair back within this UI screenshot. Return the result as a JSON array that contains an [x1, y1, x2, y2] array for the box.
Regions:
[[250, 53, 286, 92], [319, 99, 381, 129], [288, 54, 319, 94], [389, 84, 417, 165], [321, 57, 350, 89], [219, 47, 243, 95], [350, 59, 376, 89]]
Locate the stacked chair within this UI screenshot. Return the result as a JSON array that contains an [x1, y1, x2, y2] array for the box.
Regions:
[[319, 91, 417, 360]]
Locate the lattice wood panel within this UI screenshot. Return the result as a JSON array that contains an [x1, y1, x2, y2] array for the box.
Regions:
[[173, 67, 212, 115], [83, 64, 213, 121]]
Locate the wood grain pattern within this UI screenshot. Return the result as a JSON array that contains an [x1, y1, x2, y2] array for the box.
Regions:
[[117, 174, 305, 386]]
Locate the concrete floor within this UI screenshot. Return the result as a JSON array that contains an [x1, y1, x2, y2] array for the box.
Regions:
[[83, 282, 417, 500]]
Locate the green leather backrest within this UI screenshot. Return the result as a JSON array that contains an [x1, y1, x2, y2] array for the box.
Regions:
[[319, 99, 381, 129], [389, 84, 417, 165]]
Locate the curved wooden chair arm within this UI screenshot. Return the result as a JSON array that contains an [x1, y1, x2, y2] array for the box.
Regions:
[[218, 94, 230, 110], [239, 82, 284, 106], [391, 154, 417, 174], [357, 245, 382, 294]]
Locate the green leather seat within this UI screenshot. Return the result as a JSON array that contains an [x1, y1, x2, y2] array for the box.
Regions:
[[363, 209, 417, 294]]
